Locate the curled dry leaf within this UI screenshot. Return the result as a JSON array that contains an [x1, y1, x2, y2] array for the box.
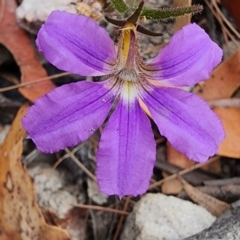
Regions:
[[179, 184, 240, 203], [214, 107, 240, 158], [180, 177, 230, 217], [194, 47, 240, 100], [0, 104, 70, 240], [0, 0, 55, 102]]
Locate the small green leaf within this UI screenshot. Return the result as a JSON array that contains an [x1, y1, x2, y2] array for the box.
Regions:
[[140, 5, 203, 20], [110, 0, 128, 13]]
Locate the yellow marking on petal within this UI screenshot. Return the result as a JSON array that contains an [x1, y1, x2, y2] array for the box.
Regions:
[[121, 82, 138, 103], [119, 23, 136, 65]]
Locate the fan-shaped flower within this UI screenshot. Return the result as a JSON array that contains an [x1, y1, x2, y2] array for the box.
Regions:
[[22, 11, 225, 197]]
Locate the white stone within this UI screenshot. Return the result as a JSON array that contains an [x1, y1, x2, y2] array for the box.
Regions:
[[16, 0, 78, 22], [87, 178, 108, 205], [27, 161, 83, 218], [120, 193, 216, 240], [16, 0, 78, 33]]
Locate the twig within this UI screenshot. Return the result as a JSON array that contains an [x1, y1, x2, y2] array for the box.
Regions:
[[204, 177, 240, 186], [113, 196, 131, 240], [204, 0, 239, 47], [149, 156, 219, 189], [52, 143, 86, 170], [0, 73, 19, 85], [89, 209, 98, 240], [0, 72, 70, 93], [52, 154, 70, 170], [208, 98, 240, 108], [74, 203, 129, 215], [212, 0, 240, 39], [65, 148, 97, 181], [212, 2, 230, 54]]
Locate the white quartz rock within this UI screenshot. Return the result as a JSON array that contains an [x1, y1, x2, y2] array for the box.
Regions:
[[120, 193, 216, 240], [16, 0, 78, 33], [16, 0, 78, 22]]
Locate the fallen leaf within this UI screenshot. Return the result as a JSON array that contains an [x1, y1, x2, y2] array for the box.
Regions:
[[214, 107, 240, 158], [166, 142, 195, 169], [200, 158, 222, 174], [194, 48, 240, 158], [0, 104, 70, 240], [194, 47, 240, 100], [0, 0, 56, 102], [180, 177, 230, 217]]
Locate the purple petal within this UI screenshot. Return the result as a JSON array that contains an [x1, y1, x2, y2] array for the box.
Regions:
[[36, 11, 116, 76], [22, 81, 115, 153], [142, 86, 225, 162], [145, 23, 222, 86], [96, 99, 156, 197]]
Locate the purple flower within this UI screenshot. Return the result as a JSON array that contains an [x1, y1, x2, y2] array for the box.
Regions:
[[22, 11, 225, 197]]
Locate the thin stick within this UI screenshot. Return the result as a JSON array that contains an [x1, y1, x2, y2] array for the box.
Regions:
[[0, 73, 19, 85], [74, 203, 129, 215], [213, 5, 230, 54], [52, 155, 69, 170], [65, 148, 97, 182], [212, 0, 240, 39], [204, 0, 239, 47], [149, 156, 219, 189], [53, 143, 86, 170], [0, 72, 70, 93], [113, 196, 131, 240], [208, 98, 240, 108]]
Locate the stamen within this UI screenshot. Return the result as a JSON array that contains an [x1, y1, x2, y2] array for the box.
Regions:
[[118, 68, 138, 82]]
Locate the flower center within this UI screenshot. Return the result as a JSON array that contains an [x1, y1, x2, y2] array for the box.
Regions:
[[118, 68, 138, 82], [113, 22, 146, 103]]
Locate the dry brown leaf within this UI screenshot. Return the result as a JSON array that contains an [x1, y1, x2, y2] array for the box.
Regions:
[[0, 0, 56, 102], [194, 47, 240, 100], [181, 178, 230, 217], [0, 104, 70, 240], [200, 158, 222, 174], [214, 107, 240, 158], [166, 142, 195, 169], [194, 49, 240, 160]]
